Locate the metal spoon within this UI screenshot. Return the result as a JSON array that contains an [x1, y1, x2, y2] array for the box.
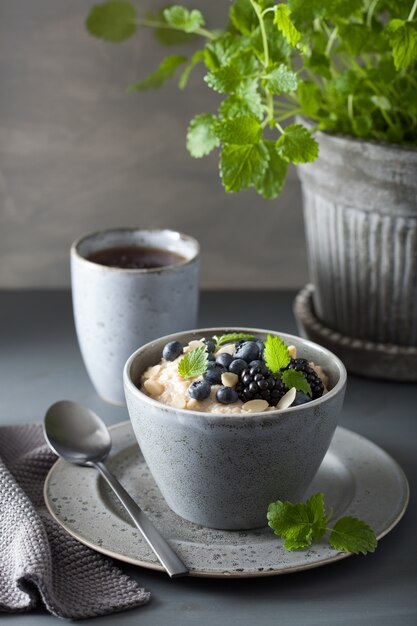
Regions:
[[44, 400, 188, 578]]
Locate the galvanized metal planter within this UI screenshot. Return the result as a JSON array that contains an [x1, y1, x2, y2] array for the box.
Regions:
[[296, 127, 417, 350]]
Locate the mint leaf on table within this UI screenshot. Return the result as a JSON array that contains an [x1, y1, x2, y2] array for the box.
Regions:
[[264, 64, 298, 94], [162, 5, 205, 33], [213, 333, 255, 348], [385, 19, 417, 70], [215, 115, 262, 145], [86, 1, 137, 42], [281, 369, 312, 397], [187, 114, 220, 158], [263, 334, 291, 374], [128, 55, 187, 91], [268, 492, 378, 554], [253, 140, 288, 199], [219, 142, 269, 192], [274, 4, 301, 48], [178, 346, 208, 379], [330, 517, 378, 555], [276, 124, 319, 164]]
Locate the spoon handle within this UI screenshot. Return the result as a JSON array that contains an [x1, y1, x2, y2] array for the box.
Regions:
[[94, 461, 188, 578]]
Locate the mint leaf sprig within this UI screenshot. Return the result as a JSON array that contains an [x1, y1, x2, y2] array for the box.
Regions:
[[86, 1, 417, 198], [268, 492, 378, 554], [178, 346, 208, 379], [212, 332, 255, 349]]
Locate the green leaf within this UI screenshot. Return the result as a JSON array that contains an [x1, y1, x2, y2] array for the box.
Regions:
[[205, 33, 247, 71], [274, 4, 301, 48], [338, 23, 369, 56], [281, 369, 312, 397], [264, 63, 298, 94], [297, 81, 322, 117], [213, 333, 255, 348], [230, 0, 259, 36], [215, 115, 262, 145], [371, 95, 391, 111], [276, 123, 319, 164], [254, 140, 288, 199], [179, 50, 205, 89], [330, 517, 378, 555], [267, 500, 314, 549], [178, 346, 209, 379], [128, 55, 187, 91], [264, 334, 290, 373], [305, 492, 327, 541], [219, 91, 264, 121], [205, 51, 260, 94], [220, 142, 269, 192], [163, 5, 205, 33], [250, 21, 292, 65], [146, 8, 194, 46], [385, 19, 417, 70], [187, 114, 220, 158], [86, 1, 136, 42]]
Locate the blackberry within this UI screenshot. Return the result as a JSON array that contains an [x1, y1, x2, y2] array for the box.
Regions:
[[287, 358, 324, 400], [235, 366, 287, 405]]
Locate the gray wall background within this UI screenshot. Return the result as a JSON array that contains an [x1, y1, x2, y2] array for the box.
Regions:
[[0, 0, 308, 289]]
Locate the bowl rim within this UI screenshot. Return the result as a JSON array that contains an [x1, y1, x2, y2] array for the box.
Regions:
[[123, 327, 347, 421], [70, 227, 200, 275]]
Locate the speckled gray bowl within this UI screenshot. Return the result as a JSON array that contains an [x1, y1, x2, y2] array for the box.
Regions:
[[123, 328, 347, 530]]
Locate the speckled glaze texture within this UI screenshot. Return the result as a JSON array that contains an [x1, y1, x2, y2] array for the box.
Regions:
[[124, 328, 346, 530], [296, 123, 417, 347], [71, 229, 199, 406]]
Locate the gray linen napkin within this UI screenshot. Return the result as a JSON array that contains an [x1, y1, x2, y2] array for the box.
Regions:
[[0, 423, 151, 619]]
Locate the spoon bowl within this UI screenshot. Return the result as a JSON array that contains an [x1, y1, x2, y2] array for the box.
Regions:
[[44, 400, 188, 578], [44, 400, 111, 464]]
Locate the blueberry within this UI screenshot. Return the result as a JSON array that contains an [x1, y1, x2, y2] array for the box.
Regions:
[[188, 380, 211, 401], [162, 340, 183, 361], [204, 339, 216, 353], [233, 341, 260, 363], [256, 340, 265, 355], [203, 363, 225, 385], [228, 358, 248, 375], [249, 360, 263, 369], [216, 386, 239, 404], [216, 353, 233, 368], [207, 352, 216, 361], [292, 391, 312, 406]]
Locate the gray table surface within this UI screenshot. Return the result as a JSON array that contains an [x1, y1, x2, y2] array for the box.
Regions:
[[0, 290, 416, 626]]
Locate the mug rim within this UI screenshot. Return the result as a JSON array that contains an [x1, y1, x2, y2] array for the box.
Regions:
[[123, 327, 347, 421], [71, 227, 200, 274]]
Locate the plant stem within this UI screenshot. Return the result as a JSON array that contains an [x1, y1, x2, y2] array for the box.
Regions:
[[325, 27, 338, 57], [408, 0, 417, 21], [136, 18, 215, 39], [347, 94, 354, 121], [275, 121, 285, 135], [250, 0, 269, 66], [366, 0, 381, 28]]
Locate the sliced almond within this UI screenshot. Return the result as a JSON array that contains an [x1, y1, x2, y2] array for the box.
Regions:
[[242, 399, 269, 413], [171, 394, 186, 409], [276, 387, 297, 410], [142, 364, 161, 379], [288, 345, 297, 359], [143, 379, 164, 397], [221, 372, 238, 387], [186, 398, 199, 410], [214, 343, 236, 357], [183, 339, 205, 353]]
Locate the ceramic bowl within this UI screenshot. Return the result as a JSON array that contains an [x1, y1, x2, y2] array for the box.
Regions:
[[123, 328, 347, 530]]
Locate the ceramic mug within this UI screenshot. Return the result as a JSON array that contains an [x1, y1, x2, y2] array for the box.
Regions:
[[71, 228, 200, 405], [124, 327, 347, 530]]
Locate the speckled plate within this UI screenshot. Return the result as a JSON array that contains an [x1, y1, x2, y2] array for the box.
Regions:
[[44, 422, 409, 578]]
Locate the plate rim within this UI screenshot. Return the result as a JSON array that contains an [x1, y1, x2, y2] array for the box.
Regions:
[[44, 422, 410, 579]]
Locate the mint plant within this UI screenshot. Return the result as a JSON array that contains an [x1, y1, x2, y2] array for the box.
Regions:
[[86, 1, 417, 198]]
